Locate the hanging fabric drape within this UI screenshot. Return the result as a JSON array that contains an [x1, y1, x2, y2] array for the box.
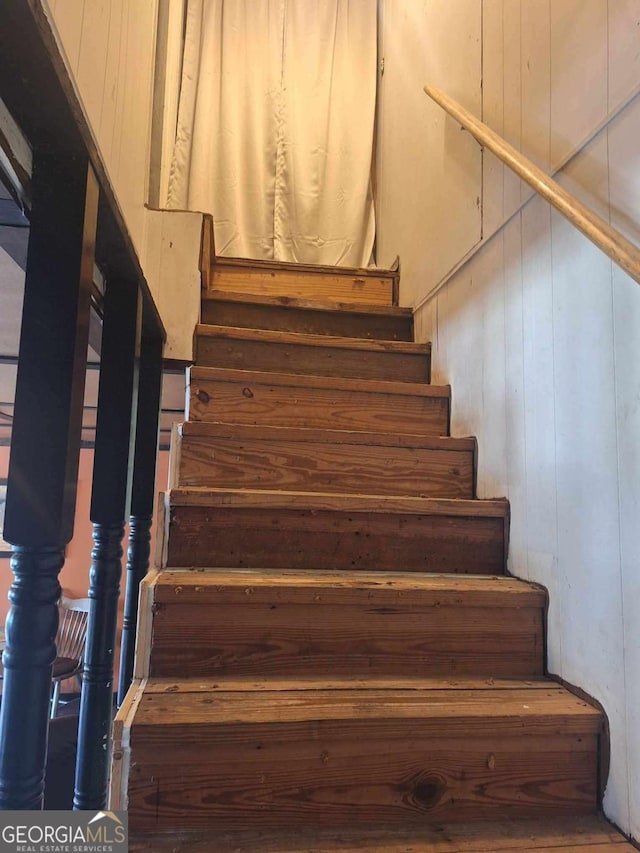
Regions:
[[168, 0, 377, 267]]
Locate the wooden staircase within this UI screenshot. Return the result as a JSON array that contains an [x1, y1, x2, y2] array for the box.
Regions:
[[114, 261, 633, 852]]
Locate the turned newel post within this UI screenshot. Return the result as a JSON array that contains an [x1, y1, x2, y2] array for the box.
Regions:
[[0, 156, 98, 810], [117, 334, 163, 707], [73, 278, 141, 811]]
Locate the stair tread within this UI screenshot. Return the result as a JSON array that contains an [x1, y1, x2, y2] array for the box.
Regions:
[[128, 814, 634, 852], [204, 290, 412, 318], [141, 676, 552, 693], [212, 257, 398, 280], [168, 487, 509, 517], [154, 568, 542, 601], [189, 365, 449, 398], [180, 420, 473, 451], [132, 677, 601, 731], [196, 324, 430, 354]]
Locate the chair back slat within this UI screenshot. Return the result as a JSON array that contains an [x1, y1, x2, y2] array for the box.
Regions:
[[55, 596, 90, 662]]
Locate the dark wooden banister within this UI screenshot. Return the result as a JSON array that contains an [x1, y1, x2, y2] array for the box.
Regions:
[[0, 0, 166, 812], [424, 84, 640, 287]]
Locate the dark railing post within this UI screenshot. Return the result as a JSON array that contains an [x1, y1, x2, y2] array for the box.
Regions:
[[117, 333, 163, 706], [73, 279, 141, 811], [0, 155, 98, 810]]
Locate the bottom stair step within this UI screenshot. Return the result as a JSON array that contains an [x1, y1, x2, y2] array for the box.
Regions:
[[116, 677, 602, 833], [128, 814, 635, 852]]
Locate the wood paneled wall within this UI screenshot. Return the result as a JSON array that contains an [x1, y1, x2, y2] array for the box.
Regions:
[[45, 0, 157, 262], [42, 0, 198, 360], [375, 0, 483, 306], [380, 0, 640, 841]]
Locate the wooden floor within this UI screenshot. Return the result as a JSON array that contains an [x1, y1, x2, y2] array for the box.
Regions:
[[129, 815, 636, 852]]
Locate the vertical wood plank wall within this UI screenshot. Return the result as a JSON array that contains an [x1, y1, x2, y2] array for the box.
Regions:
[[375, 0, 483, 306], [44, 0, 157, 264], [41, 0, 197, 361], [378, 0, 640, 841]]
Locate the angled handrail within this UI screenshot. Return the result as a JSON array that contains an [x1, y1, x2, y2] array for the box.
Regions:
[[424, 84, 640, 287]]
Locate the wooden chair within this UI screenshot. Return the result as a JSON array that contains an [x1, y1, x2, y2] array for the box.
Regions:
[[50, 596, 89, 719]]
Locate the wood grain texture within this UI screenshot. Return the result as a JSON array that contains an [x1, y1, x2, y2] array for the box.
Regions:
[[167, 502, 507, 574], [188, 367, 450, 435], [423, 84, 640, 287], [140, 677, 554, 694], [109, 676, 147, 810], [121, 266, 617, 842], [127, 745, 597, 830], [149, 570, 544, 678], [153, 569, 544, 606], [128, 710, 598, 830], [127, 683, 601, 830], [168, 488, 509, 517], [210, 263, 395, 305], [128, 814, 636, 852], [176, 424, 475, 498], [199, 214, 214, 290], [201, 292, 413, 340], [195, 325, 431, 383], [180, 421, 472, 451], [149, 602, 542, 678], [130, 683, 602, 731]]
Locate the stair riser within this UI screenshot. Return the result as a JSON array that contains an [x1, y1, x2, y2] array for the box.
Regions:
[[196, 337, 430, 383], [177, 435, 474, 499], [210, 266, 395, 305], [149, 603, 543, 678], [201, 300, 413, 341], [127, 731, 597, 831], [189, 376, 449, 436], [167, 507, 507, 574]]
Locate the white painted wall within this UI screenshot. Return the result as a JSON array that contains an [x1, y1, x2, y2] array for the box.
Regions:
[[378, 0, 640, 840], [376, 0, 482, 306], [42, 0, 199, 360]]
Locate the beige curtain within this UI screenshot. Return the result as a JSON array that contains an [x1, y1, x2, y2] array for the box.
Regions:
[[167, 0, 377, 267]]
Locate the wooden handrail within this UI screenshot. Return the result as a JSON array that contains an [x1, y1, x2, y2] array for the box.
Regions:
[[424, 84, 640, 286]]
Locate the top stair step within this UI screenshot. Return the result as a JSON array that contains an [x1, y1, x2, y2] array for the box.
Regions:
[[202, 292, 413, 340], [210, 259, 398, 306]]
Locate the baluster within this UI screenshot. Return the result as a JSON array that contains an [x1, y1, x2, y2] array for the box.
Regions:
[[73, 279, 141, 811], [117, 334, 163, 706], [0, 156, 98, 810]]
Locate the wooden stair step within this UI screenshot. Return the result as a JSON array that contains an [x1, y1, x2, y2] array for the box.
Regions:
[[120, 677, 601, 831], [195, 325, 431, 383], [210, 259, 397, 306], [128, 814, 636, 852], [175, 422, 476, 498], [165, 488, 509, 574], [147, 569, 545, 678], [201, 291, 413, 340], [188, 366, 450, 436]]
